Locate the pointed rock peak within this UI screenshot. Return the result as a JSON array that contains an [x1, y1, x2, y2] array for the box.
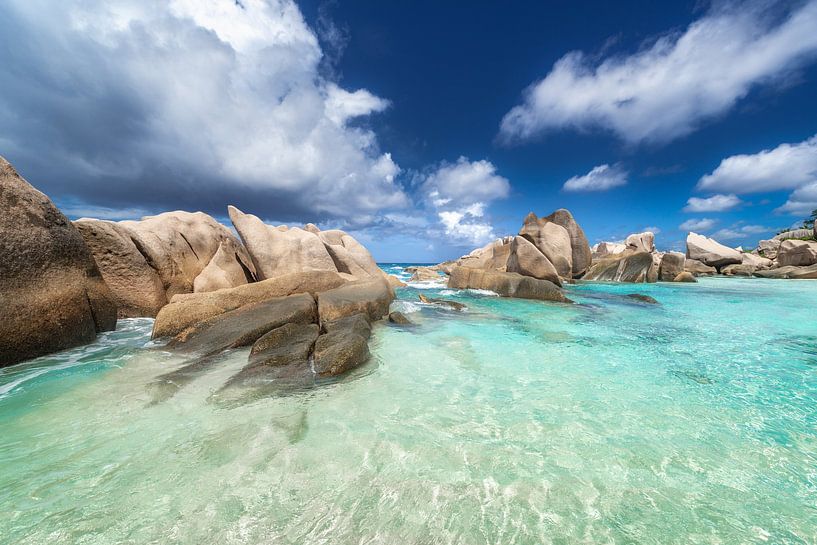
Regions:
[[523, 212, 539, 224], [304, 223, 320, 234]]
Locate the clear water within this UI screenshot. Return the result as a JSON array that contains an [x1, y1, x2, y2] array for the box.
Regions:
[[2, 266, 816, 544]]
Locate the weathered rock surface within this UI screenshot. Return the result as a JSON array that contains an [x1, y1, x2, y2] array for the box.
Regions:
[[455, 237, 513, 270], [626, 232, 656, 253], [229, 205, 335, 280], [506, 236, 561, 286], [658, 252, 686, 282], [773, 229, 813, 241], [777, 240, 817, 267], [418, 294, 467, 311], [684, 258, 717, 276], [722, 264, 756, 276], [448, 267, 572, 303], [121, 211, 252, 300], [153, 270, 346, 339], [388, 311, 413, 325], [74, 219, 166, 317], [519, 213, 573, 277], [409, 267, 443, 282], [386, 274, 407, 288], [317, 278, 394, 323], [0, 157, 117, 366], [754, 264, 817, 279], [193, 239, 255, 293], [626, 294, 659, 304], [313, 314, 372, 377], [318, 229, 382, 279], [544, 209, 592, 276], [673, 271, 697, 282], [593, 242, 627, 257], [166, 293, 317, 356], [740, 252, 772, 269], [583, 252, 655, 283], [757, 239, 780, 259], [686, 232, 742, 269]]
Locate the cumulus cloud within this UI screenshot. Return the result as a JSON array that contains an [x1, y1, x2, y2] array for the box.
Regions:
[[0, 0, 407, 222], [563, 164, 627, 192], [711, 224, 772, 240], [683, 194, 742, 212], [697, 134, 817, 194], [679, 218, 717, 232], [776, 181, 817, 215], [421, 158, 510, 246], [500, 1, 817, 144]]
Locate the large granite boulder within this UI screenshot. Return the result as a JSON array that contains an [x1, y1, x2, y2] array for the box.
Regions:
[[686, 232, 742, 269], [192, 239, 255, 293], [593, 242, 627, 258], [448, 267, 571, 303], [228, 205, 336, 280], [544, 209, 592, 277], [74, 219, 167, 317], [0, 157, 117, 366], [626, 232, 656, 253], [506, 236, 561, 286], [317, 278, 394, 323], [583, 251, 656, 283], [519, 212, 573, 277], [684, 258, 717, 276], [777, 240, 817, 267], [120, 211, 252, 301], [317, 229, 382, 279], [757, 239, 780, 259], [166, 293, 317, 356], [741, 252, 772, 269], [313, 314, 373, 377], [153, 270, 346, 339], [658, 252, 686, 282], [455, 237, 512, 270]]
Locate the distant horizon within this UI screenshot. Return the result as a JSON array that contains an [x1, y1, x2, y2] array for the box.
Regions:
[[2, 0, 817, 262]]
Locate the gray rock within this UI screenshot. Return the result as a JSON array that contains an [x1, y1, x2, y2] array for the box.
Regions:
[[448, 267, 572, 303], [0, 156, 117, 366], [388, 311, 413, 325], [658, 252, 686, 282], [625, 294, 659, 304], [313, 314, 373, 377]]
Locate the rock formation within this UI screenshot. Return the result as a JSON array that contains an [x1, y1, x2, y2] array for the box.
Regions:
[[518, 212, 573, 277], [0, 156, 117, 367], [686, 232, 742, 270], [505, 236, 562, 286], [657, 252, 685, 281], [544, 209, 592, 276], [625, 232, 656, 253], [583, 252, 656, 283], [448, 267, 572, 303], [777, 240, 817, 267]]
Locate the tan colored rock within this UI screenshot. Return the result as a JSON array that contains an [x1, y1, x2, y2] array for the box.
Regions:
[[448, 267, 572, 303], [625, 232, 656, 253], [75, 219, 167, 317], [409, 267, 443, 282], [753, 265, 817, 279], [313, 314, 373, 377], [544, 209, 592, 276], [684, 258, 717, 276], [658, 252, 686, 282], [193, 239, 255, 293], [318, 229, 382, 278], [773, 228, 813, 241], [317, 277, 394, 324], [686, 232, 742, 269], [153, 270, 346, 338], [0, 157, 117, 366], [673, 271, 697, 282], [519, 212, 573, 277], [741, 252, 772, 269], [757, 239, 780, 259], [386, 274, 407, 288], [456, 237, 512, 270], [777, 240, 817, 267], [506, 236, 561, 286], [584, 252, 655, 283], [120, 211, 252, 300], [593, 242, 627, 257], [228, 205, 336, 280], [722, 264, 756, 276]]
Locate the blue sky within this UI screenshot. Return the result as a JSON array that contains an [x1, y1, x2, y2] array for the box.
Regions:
[[1, 0, 817, 262]]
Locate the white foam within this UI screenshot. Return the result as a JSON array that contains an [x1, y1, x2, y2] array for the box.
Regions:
[[466, 289, 499, 296], [390, 301, 422, 314], [406, 280, 447, 290]]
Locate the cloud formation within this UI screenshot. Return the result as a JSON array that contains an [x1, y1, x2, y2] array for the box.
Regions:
[[500, 1, 817, 144], [683, 194, 742, 212], [711, 224, 771, 240], [563, 164, 627, 192], [679, 218, 717, 232], [421, 157, 510, 246], [0, 0, 407, 222]]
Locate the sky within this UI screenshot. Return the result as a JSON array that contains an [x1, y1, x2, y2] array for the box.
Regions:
[[1, 0, 817, 262]]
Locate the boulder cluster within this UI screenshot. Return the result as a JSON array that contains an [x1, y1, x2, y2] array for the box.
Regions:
[[0, 156, 396, 377]]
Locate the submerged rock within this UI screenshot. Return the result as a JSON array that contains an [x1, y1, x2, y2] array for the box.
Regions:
[[0, 156, 117, 366], [418, 294, 467, 311], [448, 267, 572, 303], [388, 311, 414, 325], [626, 294, 659, 304]]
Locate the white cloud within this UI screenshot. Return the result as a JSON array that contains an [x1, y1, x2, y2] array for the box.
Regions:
[[642, 226, 661, 235], [697, 134, 817, 194], [500, 2, 817, 144], [422, 158, 509, 246], [711, 225, 771, 240], [563, 164, 627, 192], [0, 0, 407, 220], [776, 181, 817, 215], [683, 194, 742, 212], [679, 218, 717, 232]]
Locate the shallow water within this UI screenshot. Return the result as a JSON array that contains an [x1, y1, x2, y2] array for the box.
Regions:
[[2, 269, 816, 544]]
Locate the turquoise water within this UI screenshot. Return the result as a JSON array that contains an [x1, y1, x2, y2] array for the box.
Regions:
[[1, 266, 816, 544]]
